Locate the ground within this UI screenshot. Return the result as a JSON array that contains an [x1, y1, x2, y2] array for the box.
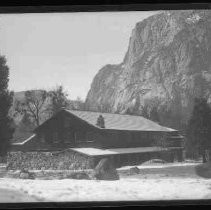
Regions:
[[0, 188, 39, 202], [0, 162, 211, 202]]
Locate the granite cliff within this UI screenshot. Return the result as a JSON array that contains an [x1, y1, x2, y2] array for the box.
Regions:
[[86, 10, 211, 129]]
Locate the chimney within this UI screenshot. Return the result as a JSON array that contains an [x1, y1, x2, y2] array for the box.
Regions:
[[96, 115, 105, 128]]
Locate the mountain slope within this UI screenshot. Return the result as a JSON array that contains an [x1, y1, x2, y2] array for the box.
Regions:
[[86, 10, 211, 129]]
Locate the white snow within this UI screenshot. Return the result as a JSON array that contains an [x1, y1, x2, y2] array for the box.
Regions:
[[1, 163, 211, 202], [118, 162, 201, 170], [71, 147, 170, 156], [71, 147, 115, 156], [0, 176, 211, 202]]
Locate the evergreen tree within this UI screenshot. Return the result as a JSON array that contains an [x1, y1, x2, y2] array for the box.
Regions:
[[186, 97, 211, 162], [149, 106, 160, 123], [0, 56, 14, 156], [125, 107, 135, 115], [48, 85, 70, 116], [141, 104, 150, 119]]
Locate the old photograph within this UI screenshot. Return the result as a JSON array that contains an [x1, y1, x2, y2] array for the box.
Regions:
[[0, 8, 211, 203]]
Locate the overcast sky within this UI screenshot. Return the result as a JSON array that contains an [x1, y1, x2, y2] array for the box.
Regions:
[[0, 11, 156, 100]]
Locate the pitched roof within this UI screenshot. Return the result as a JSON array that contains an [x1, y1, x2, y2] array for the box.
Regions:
[[12, 134, 36, 145], [65, 109, 177, 132]]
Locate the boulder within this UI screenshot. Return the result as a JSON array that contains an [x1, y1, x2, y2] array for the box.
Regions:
[[19, 169, 35, 179], [19, 172, 30, 179], [93, 158, 119, 180]]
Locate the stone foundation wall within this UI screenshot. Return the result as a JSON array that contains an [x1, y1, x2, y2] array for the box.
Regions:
[[7, 149, 95, 170]]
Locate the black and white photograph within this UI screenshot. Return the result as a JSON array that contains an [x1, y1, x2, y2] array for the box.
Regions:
[[0, 6, 211, 203]]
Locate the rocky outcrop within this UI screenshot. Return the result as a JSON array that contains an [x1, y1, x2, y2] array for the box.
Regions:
[[86, 10, 211, 129]]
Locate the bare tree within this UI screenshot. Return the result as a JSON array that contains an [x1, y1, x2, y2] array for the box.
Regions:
[[72, 96, 86, 111], [15, 90, 48, 127]]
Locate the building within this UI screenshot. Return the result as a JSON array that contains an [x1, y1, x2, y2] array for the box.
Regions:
[[10, 109, 184, 169]]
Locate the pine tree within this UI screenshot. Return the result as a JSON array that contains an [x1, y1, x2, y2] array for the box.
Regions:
[[186, 97, 211, 162], [149, 106, 160, 123], [0, 56, 14, 156], [48, 85, 70, 116]]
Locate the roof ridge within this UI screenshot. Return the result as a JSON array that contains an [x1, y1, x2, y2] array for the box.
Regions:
[[66, 109, 152, 119]]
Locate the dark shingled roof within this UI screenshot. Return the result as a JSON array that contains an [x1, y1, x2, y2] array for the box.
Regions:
[[65, 110, 177, 132]]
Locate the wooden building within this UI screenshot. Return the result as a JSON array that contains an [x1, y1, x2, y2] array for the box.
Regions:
[[11, 109, 184, 167]]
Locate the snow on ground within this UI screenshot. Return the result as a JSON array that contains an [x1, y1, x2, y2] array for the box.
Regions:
[[1, 176, 211, 202], [1, 162, 211, 202], [0, 188, 39, 203], [118, 162, 201, 170]]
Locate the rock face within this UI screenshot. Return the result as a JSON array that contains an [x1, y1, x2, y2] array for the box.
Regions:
[[86, 10, 211, 129]]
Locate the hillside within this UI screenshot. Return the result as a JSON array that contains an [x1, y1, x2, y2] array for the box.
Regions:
[[86, 10, 211, 130]]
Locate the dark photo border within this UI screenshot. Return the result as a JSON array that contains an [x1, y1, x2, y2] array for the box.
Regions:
[[0, 1, 211, 209]]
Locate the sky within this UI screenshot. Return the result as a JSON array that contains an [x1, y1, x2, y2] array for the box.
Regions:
[[0, 11, 156, 100]]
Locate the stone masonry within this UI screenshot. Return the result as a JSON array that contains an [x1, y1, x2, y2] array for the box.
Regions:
[[7, 149, 95, 170]]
